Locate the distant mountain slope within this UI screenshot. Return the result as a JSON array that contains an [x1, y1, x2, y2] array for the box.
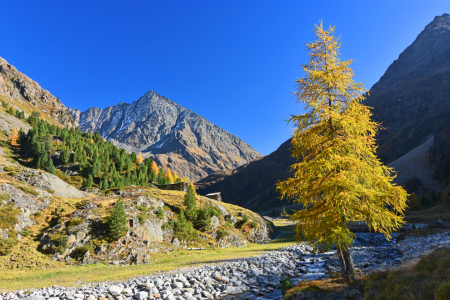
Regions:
[[365, 14, 450, 164], [197, 138, 295, 212], [69, 91, 261, 181], [0, 56, 74, 127]]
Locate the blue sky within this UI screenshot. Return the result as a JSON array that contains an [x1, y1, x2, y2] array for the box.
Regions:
[[0, 1, 448, 155]]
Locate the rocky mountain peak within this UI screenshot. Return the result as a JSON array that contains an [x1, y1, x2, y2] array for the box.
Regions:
[[70, 91, 261, 181]]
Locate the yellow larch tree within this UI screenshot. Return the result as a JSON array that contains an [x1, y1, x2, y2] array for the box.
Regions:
[[151, 161, 159, 175], [164, 168, 174, 184], [136, 152, 143, 164], [173, 171, 179, 183], [276, 22, 407, 282], [9, 127, 20, 146]]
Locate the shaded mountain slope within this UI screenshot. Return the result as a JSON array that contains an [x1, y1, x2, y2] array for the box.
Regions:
[[365, 14, 450, 164], [197, 138, 295, 212]]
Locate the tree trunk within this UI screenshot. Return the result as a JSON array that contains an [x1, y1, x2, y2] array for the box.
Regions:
[[336, 245, 359, 282]]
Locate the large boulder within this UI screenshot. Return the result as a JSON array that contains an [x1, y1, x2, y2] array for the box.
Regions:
[[130, 217, 163, 243], [218, 231, 247, 248], [14, 170, 90, 199]]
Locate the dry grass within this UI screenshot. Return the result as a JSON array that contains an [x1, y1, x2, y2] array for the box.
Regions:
[[405, 203, 450, 223], [364, 247, 450, 299]]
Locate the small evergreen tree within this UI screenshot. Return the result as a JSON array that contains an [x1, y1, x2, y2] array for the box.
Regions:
[[101, 174, 109, 190], [108, 197, 128, 239], [183, 184, 197, 220], [174, 210, 196, 241], [60, 148, 70, 165]]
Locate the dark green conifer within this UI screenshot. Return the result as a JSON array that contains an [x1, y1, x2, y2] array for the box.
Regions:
[[108, 197, 128, 239], [183, 184, 197, 220]]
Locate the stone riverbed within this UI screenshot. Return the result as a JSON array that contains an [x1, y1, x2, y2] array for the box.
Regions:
[[2, 231, 450, 300]]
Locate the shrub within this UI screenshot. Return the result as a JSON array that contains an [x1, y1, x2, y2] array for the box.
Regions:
[[108, 197, 128, 240], [235, 214, 249, 229], [34, 211, 42, 217], [72, 244, 93, 260], [281, 276, 294, 296], [6, 203, 14, 211], [0, 207, 18, 228], [251, 220, 258, 228], [216, 229, 229, 240], [408, 193, 421, 209], [0, 193, 10, 201], [137, 205, 150, 212], [162, 220, 175, 231], [0, 238, 17, 256], [20, 229, 33, 237], [156, 207, 164, 219], [138, 211, 147, 225], [18, 186, 39, 196], [49, 234, 68, 254], [66, 218, 83, 229], [174, 210, 196, 241], [436, 281, 450, 300]]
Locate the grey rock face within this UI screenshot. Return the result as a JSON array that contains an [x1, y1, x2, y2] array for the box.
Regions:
[[0, 111, 31, 137], [69, 91, 261, 181], [14, 170, 90, 199], [0, 183, 51, 233], [0, 56, 75, 127], [218, 231, 247, 248]]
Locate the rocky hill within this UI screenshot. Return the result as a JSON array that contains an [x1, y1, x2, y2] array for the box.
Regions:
[[197, 139, 295, 212], [0, 56, 74, 127], [69, 91, 261, 181]]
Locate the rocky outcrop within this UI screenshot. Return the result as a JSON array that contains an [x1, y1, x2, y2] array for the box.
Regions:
[[197, 138, 295, 211], [40, 195, 166, 265], [0, 111, 31, 135], [0, 183, 51, 233], [218, 231, 247, 248], [0, 56, 74, 127], [14, 170, 90, 199], [69, 91, 261, 181]]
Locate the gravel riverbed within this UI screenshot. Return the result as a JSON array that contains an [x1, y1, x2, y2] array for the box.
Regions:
[[2, 231, 449, 300]]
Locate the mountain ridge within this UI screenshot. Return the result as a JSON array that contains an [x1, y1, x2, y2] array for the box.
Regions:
[[69, 90, 262, 181]]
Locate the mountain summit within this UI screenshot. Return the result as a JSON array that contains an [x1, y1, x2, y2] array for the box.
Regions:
[[69, 91, 261, 181]]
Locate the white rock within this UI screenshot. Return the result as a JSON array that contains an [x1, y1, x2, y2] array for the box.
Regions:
[[135, 291, 148, 300], [108, 286, 124, 296]]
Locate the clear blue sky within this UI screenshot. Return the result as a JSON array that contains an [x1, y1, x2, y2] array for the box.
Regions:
[[0, 1, 448, 155]]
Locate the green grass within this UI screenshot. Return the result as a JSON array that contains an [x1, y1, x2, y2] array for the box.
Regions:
[[18, 185, 39, 196], [0, 228, 297, 291]]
